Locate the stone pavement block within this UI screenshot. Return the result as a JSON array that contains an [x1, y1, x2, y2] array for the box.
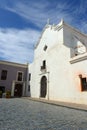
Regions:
[[1, 98, 87, 129]]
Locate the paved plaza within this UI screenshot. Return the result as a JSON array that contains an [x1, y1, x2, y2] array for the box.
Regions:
[[0, 98, 87, 130]]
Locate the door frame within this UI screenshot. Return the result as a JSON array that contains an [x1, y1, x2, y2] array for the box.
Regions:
[[40, 76, 47, 98]]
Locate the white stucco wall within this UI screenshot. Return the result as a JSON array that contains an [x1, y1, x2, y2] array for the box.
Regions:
[[69, 54, 87, 104], [30, 22, 64, 99], [29, 20, 87, 105], [35, 25, 63, 59]]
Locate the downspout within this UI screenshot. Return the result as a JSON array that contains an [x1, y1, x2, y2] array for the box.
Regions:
[[26, 62, 29, 96], [47, 72, 50, 100]]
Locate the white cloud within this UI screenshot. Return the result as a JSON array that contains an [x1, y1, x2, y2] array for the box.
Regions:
[[0, 0, 87, 64], [0, 28, 40, 63], [2, 0, 75, 28], [73, 0, 87, 15], [1, 0, 87, 29]]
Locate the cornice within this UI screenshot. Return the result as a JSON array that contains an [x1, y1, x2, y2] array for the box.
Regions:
[[0, 60, 28, 68], [70, 53, 87, 64]]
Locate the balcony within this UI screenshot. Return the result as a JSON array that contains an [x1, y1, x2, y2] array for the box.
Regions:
[[40, 66, 46, 72]]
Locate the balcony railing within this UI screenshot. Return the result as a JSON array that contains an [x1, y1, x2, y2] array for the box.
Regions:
[[40, 66, 46, 72]]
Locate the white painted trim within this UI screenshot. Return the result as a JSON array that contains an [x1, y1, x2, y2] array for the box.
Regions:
[[11, 81, 15, 97], [63, 22, 87, 38], [70, 53, 87, 64]]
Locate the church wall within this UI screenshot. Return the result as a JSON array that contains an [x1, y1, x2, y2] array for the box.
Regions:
[[34, 26, 63, 59], [69, 55, 87, 104], [29, 21, 87, 105], [30, 25, 64, 99], [46, 44, 77, 102]]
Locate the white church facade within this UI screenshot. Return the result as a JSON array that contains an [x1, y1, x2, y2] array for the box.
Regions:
[[29, 20, 87, 105]]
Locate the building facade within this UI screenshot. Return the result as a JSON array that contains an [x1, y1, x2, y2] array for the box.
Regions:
[[0, 61, 30, 97], [29, 20, 87, 105]]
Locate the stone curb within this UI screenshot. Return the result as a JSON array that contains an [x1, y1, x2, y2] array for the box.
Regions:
[[23, 97, 87, 112]]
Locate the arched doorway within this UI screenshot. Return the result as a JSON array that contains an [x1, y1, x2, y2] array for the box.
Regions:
[[14, 83, 23, 97], [40, 76, 47, 98]]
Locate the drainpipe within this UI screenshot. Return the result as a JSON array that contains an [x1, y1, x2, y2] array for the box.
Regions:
[[47, 72, 50, 100], [26, 62, 29, 96]]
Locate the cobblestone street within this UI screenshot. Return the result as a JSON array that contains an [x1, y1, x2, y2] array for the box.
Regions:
[[0, 98, 87, 130]]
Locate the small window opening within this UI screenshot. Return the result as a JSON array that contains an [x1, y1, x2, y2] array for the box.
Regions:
[[29, 73, 31, 81], [1, 70, 7, 80], [17, 72, 23, 81], [43, 60, 46, 69], [28, 85, 30, 91], [41, 60, 46, 70], [80, 77, 87, 91], [43, 45, 48, 51]]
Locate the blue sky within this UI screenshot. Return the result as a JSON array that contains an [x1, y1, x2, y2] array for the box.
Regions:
[[0, 0, 87, 63]]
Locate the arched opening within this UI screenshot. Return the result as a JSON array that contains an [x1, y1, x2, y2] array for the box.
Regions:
[[40, 76, 47, 98], [14, 83, 23, 97]]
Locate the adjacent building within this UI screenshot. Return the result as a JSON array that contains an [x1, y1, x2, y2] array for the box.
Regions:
[[0, 60, 30, 97], [29, 20, 87, 105]]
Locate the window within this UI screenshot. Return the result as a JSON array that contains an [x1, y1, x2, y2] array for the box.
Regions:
[[1, 70, 7, 80], [74, 45, 86, 56], [80, 77, 87, 91], [71, 35, 87, 58], [41, 60, 46, 71], [28, 85, 30, 91], [43, 45, 48, 51], [17, 72, 23, 81], [43, 60, 46, 69], [29, 73, 31, 81]]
